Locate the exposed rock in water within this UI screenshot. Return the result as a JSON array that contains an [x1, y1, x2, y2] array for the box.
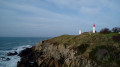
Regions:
[[7, 51, 18, 56], [6, 58, 10, 61], [0, 57, 10, 61], [17, 41, 98, 67]]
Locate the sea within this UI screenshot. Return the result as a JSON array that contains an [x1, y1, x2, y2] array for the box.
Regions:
[[0, 37, 50, 67]]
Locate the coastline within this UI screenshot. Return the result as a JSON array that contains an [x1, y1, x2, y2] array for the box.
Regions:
[[0, 37, 49, 67], [17, 33, 120, 67]]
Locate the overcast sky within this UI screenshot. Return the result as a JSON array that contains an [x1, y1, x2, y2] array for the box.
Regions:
[[0, 0, 120, 37]]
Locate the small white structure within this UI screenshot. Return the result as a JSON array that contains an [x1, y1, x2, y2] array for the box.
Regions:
[[119, 32, 120, 34], [79, 30, 82, 35], [93, 24, 95, 33]]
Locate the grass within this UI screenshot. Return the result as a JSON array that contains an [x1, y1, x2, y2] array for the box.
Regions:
[[47, 33, 119, 49], [105, 33, 118, 38]]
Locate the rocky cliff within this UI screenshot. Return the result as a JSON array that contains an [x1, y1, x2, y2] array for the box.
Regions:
[[17, 33, 120, 67]]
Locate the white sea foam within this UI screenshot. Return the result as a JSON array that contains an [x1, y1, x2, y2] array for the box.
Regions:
[[0, 45, 32, 67], [15, 45, 32, 53]]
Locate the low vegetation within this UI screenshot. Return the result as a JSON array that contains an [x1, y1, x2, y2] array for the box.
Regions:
[[100, 28, 111, 34], [112, 35, 120, 43], [100, 27, 120, 34], [90, 45, 120, 66], [112, 27, 120, 33], [73, 44, 89, 55]]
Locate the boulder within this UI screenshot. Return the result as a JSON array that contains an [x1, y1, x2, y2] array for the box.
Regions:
[[0, 57, 10, 61], [6, 58, 10, 61], [7, 51, 18, 56]]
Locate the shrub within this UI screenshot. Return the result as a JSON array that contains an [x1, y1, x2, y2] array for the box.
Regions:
[[74, 44, 89, 55], [100, 28, 111, 34], [89, 45, 120, 66], [112, 27, 120, 33], [112, 35, 120, 42]]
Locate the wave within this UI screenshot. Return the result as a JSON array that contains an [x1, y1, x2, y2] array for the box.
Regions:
[[0, 45, 32, 67], [15, 45, 32, 53]]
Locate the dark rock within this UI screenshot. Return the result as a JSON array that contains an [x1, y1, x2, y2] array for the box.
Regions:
[[42, 41, 44, 43], [18, 48, 32, 57], [0, 57, 10, 61], [96, 49, 108, 59], [7, 51, 18, 56], [6, 58, 10, 61], [17, 47, 38, 67], [58, 55, 65, 64]]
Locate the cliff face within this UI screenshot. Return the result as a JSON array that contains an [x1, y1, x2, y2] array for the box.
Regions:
[[17, 41, 97, 67], [35, 41, 98, 67], [17, 33, 120, 67]]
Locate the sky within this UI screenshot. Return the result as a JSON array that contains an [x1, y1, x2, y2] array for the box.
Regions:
[[0, 0, 120, 37]]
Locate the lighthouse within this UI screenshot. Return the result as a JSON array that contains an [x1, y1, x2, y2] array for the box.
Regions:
[[79, 30, 82, 35], [93, 24, 95, 33]]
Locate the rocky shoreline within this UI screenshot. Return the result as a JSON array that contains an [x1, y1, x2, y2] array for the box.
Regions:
[[17, 41, 98, 67], [17, 47, 38, 67]]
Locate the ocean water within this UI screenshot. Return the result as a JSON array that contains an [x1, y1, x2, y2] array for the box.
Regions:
[[0, 37, 50, 67]]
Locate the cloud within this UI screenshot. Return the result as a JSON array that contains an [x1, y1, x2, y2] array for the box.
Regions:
[[45, 0, 120, 12], [0, 0, 82, 20], [0, 1, 78, 23], [80, 7, 100, 15], [45, 0, 100, 9], [0, 0, 86, 34]]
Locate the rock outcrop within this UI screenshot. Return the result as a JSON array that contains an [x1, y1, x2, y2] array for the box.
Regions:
[[7, 51, 18, 56], [17, 40, 98, 67]]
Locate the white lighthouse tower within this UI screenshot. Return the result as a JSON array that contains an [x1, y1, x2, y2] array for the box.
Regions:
[[79, 30, 82, 35], [93, 24, 95, 33]]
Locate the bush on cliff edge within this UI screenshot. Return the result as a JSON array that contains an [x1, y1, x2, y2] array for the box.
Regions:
[[89, 45, 120, 66]]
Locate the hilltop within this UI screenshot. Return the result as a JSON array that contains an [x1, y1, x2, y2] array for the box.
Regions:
[[17, 32, 120, 67]]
